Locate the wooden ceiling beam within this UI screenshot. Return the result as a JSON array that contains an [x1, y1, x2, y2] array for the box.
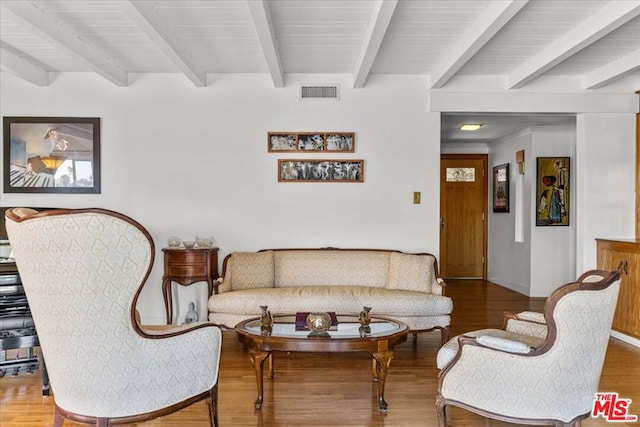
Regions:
[[353, 0, 398, 88], [247, 0, 284, 88], [0, 46, 49, 86], [586, 48, 640, 89], [119, 1, 207, 88], [1, 1, 128, 87], [508, 1, 640, 89], [430, 0, 528, 89]]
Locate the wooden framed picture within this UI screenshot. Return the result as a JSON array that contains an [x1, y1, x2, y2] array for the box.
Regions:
[[325, 133, 354, 152], [297, 133, 325, 151], [492, 163, 509, 212], [536, 157, 570, 226], [268, 132, 355, 153], [267, 133, 297, 151], [278, 159, 364, 182], [3, 117, 101, 194]]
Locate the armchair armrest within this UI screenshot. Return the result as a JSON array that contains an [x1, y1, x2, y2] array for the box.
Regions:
[[503, 311, 548, 339], [475, 335, 533, 354], [513, 311, 545, 323], [138, 321, 219, 336]]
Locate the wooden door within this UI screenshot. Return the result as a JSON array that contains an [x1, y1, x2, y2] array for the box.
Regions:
[[440, 155, 487, 279]]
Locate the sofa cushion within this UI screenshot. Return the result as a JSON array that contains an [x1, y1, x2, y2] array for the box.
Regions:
[[208, 286, 452, 317], [386, 252, 436, 292], [228, 250, 274, 290], [274, 250, 390, 288]]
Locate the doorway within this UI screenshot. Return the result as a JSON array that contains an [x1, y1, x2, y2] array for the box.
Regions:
[[439, 154, 488, 279]]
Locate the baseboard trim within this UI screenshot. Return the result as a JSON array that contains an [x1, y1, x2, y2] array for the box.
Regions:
[[610, 330, 640, 348]]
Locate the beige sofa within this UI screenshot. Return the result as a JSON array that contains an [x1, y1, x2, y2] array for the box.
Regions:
[[207, 248, 453, 344]]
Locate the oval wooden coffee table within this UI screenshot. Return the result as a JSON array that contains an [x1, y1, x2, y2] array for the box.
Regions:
[[235, 314, 409, 413]]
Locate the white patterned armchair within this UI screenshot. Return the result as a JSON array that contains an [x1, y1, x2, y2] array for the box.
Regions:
[[5, 208, 223, 427], [436, 269, 621, 427]]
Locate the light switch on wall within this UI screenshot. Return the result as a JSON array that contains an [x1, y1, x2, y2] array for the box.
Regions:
[[413, 192, 421, 204]]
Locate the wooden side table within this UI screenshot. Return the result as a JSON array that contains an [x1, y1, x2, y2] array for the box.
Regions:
[[161, 247, 219, 324]]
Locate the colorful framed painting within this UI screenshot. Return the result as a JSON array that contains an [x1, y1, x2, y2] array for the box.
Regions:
[[536, 157, 569, 226], [492, 163, 509, 213], [278, 159, 364, 182], [3, 117, 101, 194]]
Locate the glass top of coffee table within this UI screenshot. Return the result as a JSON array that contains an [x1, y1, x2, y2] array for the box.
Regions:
[[238, 314, 407, 339]]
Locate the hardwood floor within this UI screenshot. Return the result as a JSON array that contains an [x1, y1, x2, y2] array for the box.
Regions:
[[2, 280, 639, 426]]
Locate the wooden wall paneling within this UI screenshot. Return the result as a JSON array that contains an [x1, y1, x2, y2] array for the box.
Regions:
[[596, 239, 640, 339]]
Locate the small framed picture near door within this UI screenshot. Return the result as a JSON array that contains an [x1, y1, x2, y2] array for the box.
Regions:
[[492, 163, 509, 212], [536, 157, 570, 226]]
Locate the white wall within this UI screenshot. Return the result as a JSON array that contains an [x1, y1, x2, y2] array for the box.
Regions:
[[488, 129, 532, 295], [528, 126, 576, 296], [1, 72, 637, 320], [488, 119, 635, 297], [575, 114, 637, 274], [432, 83, 637, 297], [0, 72, 442, 324], [459, 125, 578, 297]]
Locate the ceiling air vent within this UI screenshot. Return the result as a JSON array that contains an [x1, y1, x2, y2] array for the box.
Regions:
[[300, 84, 340, 100]]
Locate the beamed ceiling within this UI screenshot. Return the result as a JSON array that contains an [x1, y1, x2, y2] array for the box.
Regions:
[[0, 1, 638, 144], [1, 0, 638, 89]]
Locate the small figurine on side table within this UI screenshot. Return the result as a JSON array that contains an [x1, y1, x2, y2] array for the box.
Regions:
[[183, 301, 199, 324]]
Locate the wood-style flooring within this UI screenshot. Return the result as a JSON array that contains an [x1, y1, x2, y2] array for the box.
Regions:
[[1, 280, 639, 426]]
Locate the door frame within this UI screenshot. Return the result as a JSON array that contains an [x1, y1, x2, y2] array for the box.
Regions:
[[440, 153, 489, 279]]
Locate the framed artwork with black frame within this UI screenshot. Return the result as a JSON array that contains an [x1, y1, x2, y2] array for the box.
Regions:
[[3, 117, 101, 194], [536, 157, 570, 226], [492, 163, 509, 213]]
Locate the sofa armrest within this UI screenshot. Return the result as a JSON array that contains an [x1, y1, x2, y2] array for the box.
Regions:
[[215, 277, 232, 294], [432, 277, 446, 296]]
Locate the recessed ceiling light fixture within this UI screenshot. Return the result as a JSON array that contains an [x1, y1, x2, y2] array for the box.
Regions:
[[459, 123, 484, 131]]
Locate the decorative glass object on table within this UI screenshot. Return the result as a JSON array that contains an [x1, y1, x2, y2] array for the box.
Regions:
[[359, 306, 372, 337], [260, 306, 273, 336], [306, 312, 332, 337], [183, 241, 195, 249], [196, 236, 214, 247], [167, 236, 181, 247]]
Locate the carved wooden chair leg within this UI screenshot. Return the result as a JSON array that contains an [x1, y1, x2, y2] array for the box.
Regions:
[[53, 410, 64, 427], [435, 394, 447, 427], [207, 385, 218, 427], [440, 327, 450, 347]]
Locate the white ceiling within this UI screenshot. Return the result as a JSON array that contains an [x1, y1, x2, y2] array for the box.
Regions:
[[1, 0, 639, 144], [441, 113, 576, 145]]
